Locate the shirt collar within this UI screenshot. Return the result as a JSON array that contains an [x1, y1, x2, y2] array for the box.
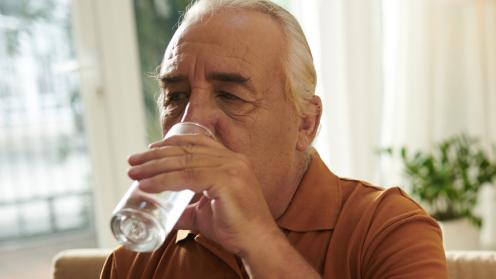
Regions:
[[276, 150, 342, 232], [176, 229, 192, 243], [176, 230, 244, 277]]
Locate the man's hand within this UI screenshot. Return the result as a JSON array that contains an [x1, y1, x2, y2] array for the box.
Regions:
[[127, 134, 278, 255]]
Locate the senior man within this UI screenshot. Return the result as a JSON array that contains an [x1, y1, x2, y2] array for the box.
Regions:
[[101, 0, 447, 278]]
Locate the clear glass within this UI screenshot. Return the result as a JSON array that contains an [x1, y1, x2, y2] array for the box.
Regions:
[[110, 122, 215, 252]]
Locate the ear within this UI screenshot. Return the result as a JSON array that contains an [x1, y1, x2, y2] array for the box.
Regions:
[[296, 95, 322, 151]]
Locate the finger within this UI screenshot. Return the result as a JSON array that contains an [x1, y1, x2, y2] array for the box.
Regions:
[[128, 144, 221, 166], [128, 146, 182, 165], [176, 196, 213, 231], [137, 167, 221, 195], [175, 203, 197, 231], [128, 153, 223, 180], [147, 139, 165, 149], [191, 192, 203, 203]]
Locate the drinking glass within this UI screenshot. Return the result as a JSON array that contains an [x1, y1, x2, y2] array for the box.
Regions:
[[110, 122, 215, 252]]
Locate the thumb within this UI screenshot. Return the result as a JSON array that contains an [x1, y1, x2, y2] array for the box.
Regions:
[[175, 203, 198, 231]]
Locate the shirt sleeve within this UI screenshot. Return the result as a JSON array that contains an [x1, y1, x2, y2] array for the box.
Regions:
[[100, 252, 117, 279], [99, 247, 137, 279], [360, 189, 448, 279]]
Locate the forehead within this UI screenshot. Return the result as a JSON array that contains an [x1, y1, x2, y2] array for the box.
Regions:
[[161, 42, 253, 78], [160, 9, 286, 77]]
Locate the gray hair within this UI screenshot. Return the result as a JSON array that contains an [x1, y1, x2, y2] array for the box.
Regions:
[[170, 0, 317, 115]]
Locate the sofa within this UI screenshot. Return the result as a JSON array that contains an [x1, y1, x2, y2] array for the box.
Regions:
[[52, 249, 496, 279]]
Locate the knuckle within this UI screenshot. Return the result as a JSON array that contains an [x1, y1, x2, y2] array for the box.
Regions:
[[179, 149, 194, 169], [178, 144, 194, 154], [224, 159, 245, 177], [185, 152, 194, 164], [225, 166, 240, 177], [183, 167, 195, 185]]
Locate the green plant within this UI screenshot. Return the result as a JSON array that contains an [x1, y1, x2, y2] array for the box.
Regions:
[[382, 134, 496, 227]]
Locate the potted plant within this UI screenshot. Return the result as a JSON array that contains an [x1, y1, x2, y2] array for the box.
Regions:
[[381, 134, 496, 249]]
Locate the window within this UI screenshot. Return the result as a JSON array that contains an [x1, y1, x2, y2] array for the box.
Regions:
[[0, 0, 97, 276]]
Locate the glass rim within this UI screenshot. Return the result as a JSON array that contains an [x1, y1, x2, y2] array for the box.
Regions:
[[167, 121, 216, 140]]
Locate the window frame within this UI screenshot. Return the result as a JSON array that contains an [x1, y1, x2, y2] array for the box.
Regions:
[[71, 0, 148, 248]]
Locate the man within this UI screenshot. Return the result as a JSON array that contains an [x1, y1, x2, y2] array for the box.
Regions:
[[101, 0, 448, 278]]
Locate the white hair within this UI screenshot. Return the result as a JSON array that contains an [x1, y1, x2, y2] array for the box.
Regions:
[[176, 0, 317, 115]]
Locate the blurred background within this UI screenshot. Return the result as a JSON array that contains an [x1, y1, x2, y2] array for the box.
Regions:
[[0, 0, 495, 278]]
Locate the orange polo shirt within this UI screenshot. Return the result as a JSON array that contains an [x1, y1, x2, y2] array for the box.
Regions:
[[100, 151, 448, 278]]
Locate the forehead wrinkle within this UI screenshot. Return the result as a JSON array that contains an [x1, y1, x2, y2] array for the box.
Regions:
[[167, 41, 254, 63], [192, 51, 204, 85], [161, 45, 254, 80]]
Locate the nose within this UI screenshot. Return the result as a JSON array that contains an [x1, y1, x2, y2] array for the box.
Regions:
[[180, 91, 219, 134]]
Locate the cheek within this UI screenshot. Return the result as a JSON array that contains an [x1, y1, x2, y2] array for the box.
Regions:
[[246, 111, 295, 159], [213, 120, 248, 152]]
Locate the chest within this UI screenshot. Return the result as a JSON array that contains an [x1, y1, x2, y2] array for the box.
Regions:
[[147, 231, 332, 278]]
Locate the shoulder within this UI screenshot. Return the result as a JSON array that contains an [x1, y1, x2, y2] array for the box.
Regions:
[[330, 178, 448, 278], [339, 178, 429, 223], [101, 246, 148, 278], [336, 178, 441, 249], [100, 231, 178, 278]]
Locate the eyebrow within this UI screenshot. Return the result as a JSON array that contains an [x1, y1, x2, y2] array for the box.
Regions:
[[160, 72, 255, 93], [208, 72, 249, 83], [160, 74, 187, 85]]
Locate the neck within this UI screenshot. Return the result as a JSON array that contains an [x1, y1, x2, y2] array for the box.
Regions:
[[271, 150, 313, 219]]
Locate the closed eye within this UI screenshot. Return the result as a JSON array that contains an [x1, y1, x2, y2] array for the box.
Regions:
[[217, 91, 243, 102]]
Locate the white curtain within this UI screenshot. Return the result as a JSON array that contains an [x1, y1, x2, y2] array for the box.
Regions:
[[288, 0, 384, 182], [288, 0, 496, 185]]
